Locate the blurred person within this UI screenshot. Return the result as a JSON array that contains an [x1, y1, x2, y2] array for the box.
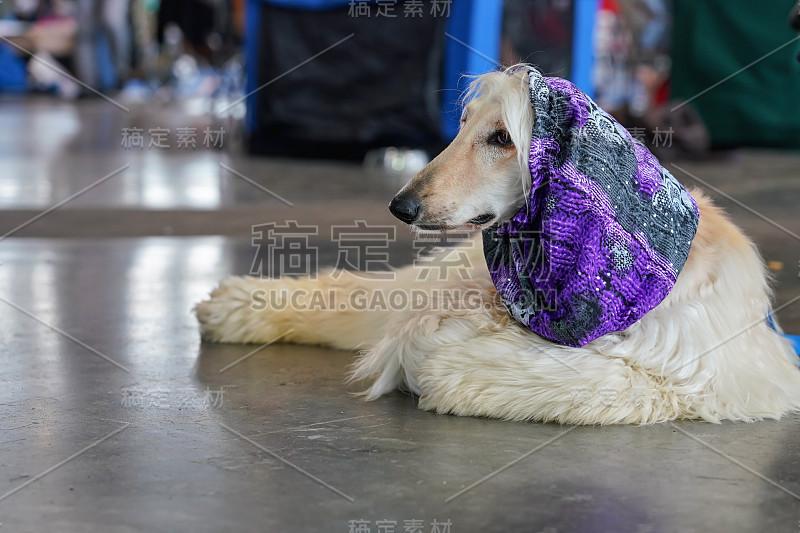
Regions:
[[73, 0, 132, 90], [594, 0, 709, 156]]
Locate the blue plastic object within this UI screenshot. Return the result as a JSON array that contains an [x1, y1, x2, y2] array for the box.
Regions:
[[0, 43, 28, 93], [439, 0, 504, 139], [244, 0, 261, 132], [244, 0, 596, 140], [786, 334, 800, 355], [766, 311, 800, 356], [571, 0, 597, 99], [244, 0, 357, 131], [244, 0, 505, 138]]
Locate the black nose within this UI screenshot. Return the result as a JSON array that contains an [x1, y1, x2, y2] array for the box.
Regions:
[[389, 193, 420, 223]]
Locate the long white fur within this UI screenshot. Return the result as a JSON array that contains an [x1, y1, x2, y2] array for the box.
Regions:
[[195, 69, 800, 425], [462, 66, 533, 198]]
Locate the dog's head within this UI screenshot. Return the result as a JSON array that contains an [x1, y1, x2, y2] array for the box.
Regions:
[[389, 68, 534, 232]]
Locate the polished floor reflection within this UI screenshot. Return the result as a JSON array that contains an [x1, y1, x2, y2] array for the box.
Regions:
[[0, 96, 401, 211], [1, 237, 798, 533], [0, 98, 799, 532]]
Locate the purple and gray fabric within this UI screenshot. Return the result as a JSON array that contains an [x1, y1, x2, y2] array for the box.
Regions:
[[483, 67, 700, 347]]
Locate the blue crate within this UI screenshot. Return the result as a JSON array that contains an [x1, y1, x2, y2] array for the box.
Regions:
[[244, 0, 504, 140], [244, 0, 596, 140]]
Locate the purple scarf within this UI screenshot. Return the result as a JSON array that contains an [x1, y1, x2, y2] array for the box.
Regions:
[[484, 68, 700, 347]]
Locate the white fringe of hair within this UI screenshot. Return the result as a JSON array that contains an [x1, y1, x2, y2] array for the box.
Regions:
[[461, 65, 535, 198]]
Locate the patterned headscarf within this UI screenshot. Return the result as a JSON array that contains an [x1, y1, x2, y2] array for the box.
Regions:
[[483, 67, 700, 347]]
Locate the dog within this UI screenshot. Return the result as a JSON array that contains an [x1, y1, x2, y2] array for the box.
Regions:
[[195, 66, 800, 425]]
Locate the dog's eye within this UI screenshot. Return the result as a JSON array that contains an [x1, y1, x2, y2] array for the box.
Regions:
[[489, 130, 512, 147]]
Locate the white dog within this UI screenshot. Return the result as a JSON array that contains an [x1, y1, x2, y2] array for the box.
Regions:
[[196, 66, 800, 425]]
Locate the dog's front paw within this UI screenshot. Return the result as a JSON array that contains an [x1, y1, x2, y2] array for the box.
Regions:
[[194, 276, 282, 344]]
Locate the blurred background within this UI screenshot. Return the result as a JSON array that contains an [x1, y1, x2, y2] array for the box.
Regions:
[[0, 0, 798, 224]]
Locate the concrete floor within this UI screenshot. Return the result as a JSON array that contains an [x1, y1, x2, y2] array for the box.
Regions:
[[0, 97, 799, 532]]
